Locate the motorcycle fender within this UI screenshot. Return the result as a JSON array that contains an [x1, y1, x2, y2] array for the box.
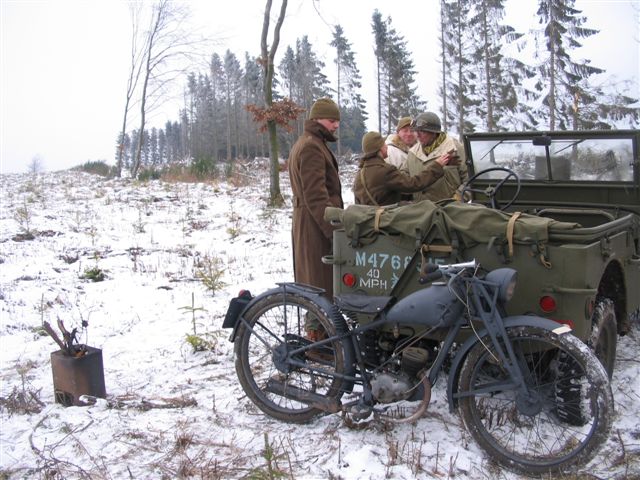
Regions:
[[227, 283, 330, 342], [446, 315, 570, 411]]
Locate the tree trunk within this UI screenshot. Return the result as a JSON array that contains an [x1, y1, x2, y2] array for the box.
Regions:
[[261, 0, 287, 207]]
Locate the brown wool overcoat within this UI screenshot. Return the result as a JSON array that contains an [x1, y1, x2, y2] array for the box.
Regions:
[[353, 153, 444, 206], [288, 120, 344, 298]]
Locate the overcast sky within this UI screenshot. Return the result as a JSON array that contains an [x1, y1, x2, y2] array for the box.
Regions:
[[1, 0, 638, 174]]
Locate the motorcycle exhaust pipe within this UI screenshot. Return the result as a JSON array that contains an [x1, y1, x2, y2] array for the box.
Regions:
[[265, 378, 341, 413]]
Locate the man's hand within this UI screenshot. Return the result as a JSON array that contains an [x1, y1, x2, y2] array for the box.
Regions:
[[436, 149, 460, 166]]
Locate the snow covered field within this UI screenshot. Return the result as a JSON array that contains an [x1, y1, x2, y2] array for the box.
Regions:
[[1, 163, 638, 479]]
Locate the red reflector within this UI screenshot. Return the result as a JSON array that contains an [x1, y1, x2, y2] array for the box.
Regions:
[[539, 295, 557, 313], [342, 273, 356, 288], [553, 318, 575, 329]]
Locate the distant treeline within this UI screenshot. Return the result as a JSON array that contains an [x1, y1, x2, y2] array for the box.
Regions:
[[116, 1, 639, 174]]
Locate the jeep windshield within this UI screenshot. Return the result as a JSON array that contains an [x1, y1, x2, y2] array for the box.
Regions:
[[462, 130, 640, 213]]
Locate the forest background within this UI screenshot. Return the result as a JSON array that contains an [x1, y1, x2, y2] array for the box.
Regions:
[[1, 0, 639, 177]]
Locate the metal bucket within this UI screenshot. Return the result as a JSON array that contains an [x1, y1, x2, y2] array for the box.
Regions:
[[51, 346, 106, 406]]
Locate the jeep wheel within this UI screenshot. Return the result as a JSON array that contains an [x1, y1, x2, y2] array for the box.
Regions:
[[588, 298, 617, 379]]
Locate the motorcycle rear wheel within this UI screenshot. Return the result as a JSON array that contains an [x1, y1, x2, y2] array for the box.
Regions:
[[234, 291, 347, 423], [457, 325, 612, 475]]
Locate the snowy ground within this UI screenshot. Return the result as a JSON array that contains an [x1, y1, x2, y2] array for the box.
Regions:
[[1, 163, 638, 479]]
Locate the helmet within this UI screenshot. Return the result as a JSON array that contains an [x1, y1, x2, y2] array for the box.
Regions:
[[411, 112, 441, 133]]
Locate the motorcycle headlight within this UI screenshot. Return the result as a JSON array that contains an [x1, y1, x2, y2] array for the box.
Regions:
[[485, 268, 518, 303]]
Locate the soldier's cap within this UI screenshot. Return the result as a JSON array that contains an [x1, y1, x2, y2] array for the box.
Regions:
[[309, 98, 340, 121], [396, 116, 412, 132], [362, 131, 385, 155]]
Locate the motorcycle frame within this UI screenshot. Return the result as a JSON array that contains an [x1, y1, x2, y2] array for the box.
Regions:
[[232, 269, 569, 414]]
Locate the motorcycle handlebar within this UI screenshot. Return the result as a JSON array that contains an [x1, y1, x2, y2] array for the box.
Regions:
[[419, 270, 443, 284], [419, 259, 477, 284]]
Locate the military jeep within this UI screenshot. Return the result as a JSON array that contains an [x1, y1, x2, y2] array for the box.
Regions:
[[325, 129, 640, 377]]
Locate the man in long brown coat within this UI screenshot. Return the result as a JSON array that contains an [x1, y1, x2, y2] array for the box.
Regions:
[[354, 131, 453, 206], [288, 98, 343, 306]]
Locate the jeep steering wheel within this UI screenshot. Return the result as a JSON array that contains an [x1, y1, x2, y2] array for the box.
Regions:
[[460, 167, 521, 210]]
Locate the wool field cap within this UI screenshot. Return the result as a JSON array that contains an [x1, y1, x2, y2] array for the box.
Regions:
[[396, 116, 412, 131], [309, 98, 340, 120], [362, 131, 385, 155]]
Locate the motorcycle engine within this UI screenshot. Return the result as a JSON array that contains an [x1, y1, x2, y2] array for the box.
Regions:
[[371, 346, 432, 403], [370, 371, 413, 403]]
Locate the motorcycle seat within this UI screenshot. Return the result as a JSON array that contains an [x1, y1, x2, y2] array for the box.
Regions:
[[334, 294, 394, 314]]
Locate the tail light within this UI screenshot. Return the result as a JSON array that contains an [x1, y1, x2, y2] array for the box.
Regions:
[[539, 295, 574, 328], [539, 295, 557, 313], [342, 273, 356, 288]]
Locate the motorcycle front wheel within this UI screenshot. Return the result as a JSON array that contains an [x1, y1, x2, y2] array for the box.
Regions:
[[234, 291, 347, 423], [457, 325, 612, 475]]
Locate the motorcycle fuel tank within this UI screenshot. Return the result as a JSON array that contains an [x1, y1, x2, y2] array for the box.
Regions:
[[386, 283, 463, 327]]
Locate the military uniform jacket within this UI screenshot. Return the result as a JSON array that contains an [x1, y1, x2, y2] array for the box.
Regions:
[[288, 119, 343, 297], [385, 133, 410, 169], [353, 153, 444, 206], [403, 134, 468, 202]]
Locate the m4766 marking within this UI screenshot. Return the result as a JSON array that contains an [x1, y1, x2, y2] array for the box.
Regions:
[[355, 252, 412, 270]]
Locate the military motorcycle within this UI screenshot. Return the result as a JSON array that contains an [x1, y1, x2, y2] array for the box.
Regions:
[[222, 260, 612, 475]]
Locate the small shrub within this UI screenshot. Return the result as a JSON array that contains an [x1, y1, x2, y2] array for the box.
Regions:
[[13, 201, 34, 237], [247, 433, 289, 479], [190, 157, 218, 180], [137, 168, 162, 182], [133, 209, 146, 233], [0, 386, 44, 416], [226, 206, 244, 239], [161, 164, 200, 183], [195, 255, 226, 295], [184, 333, 217, 352], [74, 160, 117, 178], [81, 266, 106, 282], [0, 361, 44, 416]]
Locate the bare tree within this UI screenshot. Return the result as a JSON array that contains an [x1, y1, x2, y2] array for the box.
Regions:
[[130, 0, 206, 178], [260, 0, 288, 206], [28, 155, 43, 175], [116, 3, 145, 178]]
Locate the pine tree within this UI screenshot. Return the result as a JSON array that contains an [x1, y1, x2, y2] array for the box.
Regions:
[[223, 50, 243, 161], [149, 127, 159, 166], [468, 0, 538, 131], [242, 53, 264, 158], [440, 0, 478, 136], [385, 25, 424, 131], [371, 10, 388, 133], [278, 45, 301, 146], [372, 11, 423, 134], [534, 0, 604, 130], [157, 129, 166, 165], [277, 36, 331, 153], [295, 36, 331, 113], [210, 53, 224, 161], [331, 25, 367, 156]]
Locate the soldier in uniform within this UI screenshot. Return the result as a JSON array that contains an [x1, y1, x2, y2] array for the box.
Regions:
[[354, 131, 453, 206], [385, 116, 417, 169], [403, 112, 468, 201], [288, 98, 342, 340]]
